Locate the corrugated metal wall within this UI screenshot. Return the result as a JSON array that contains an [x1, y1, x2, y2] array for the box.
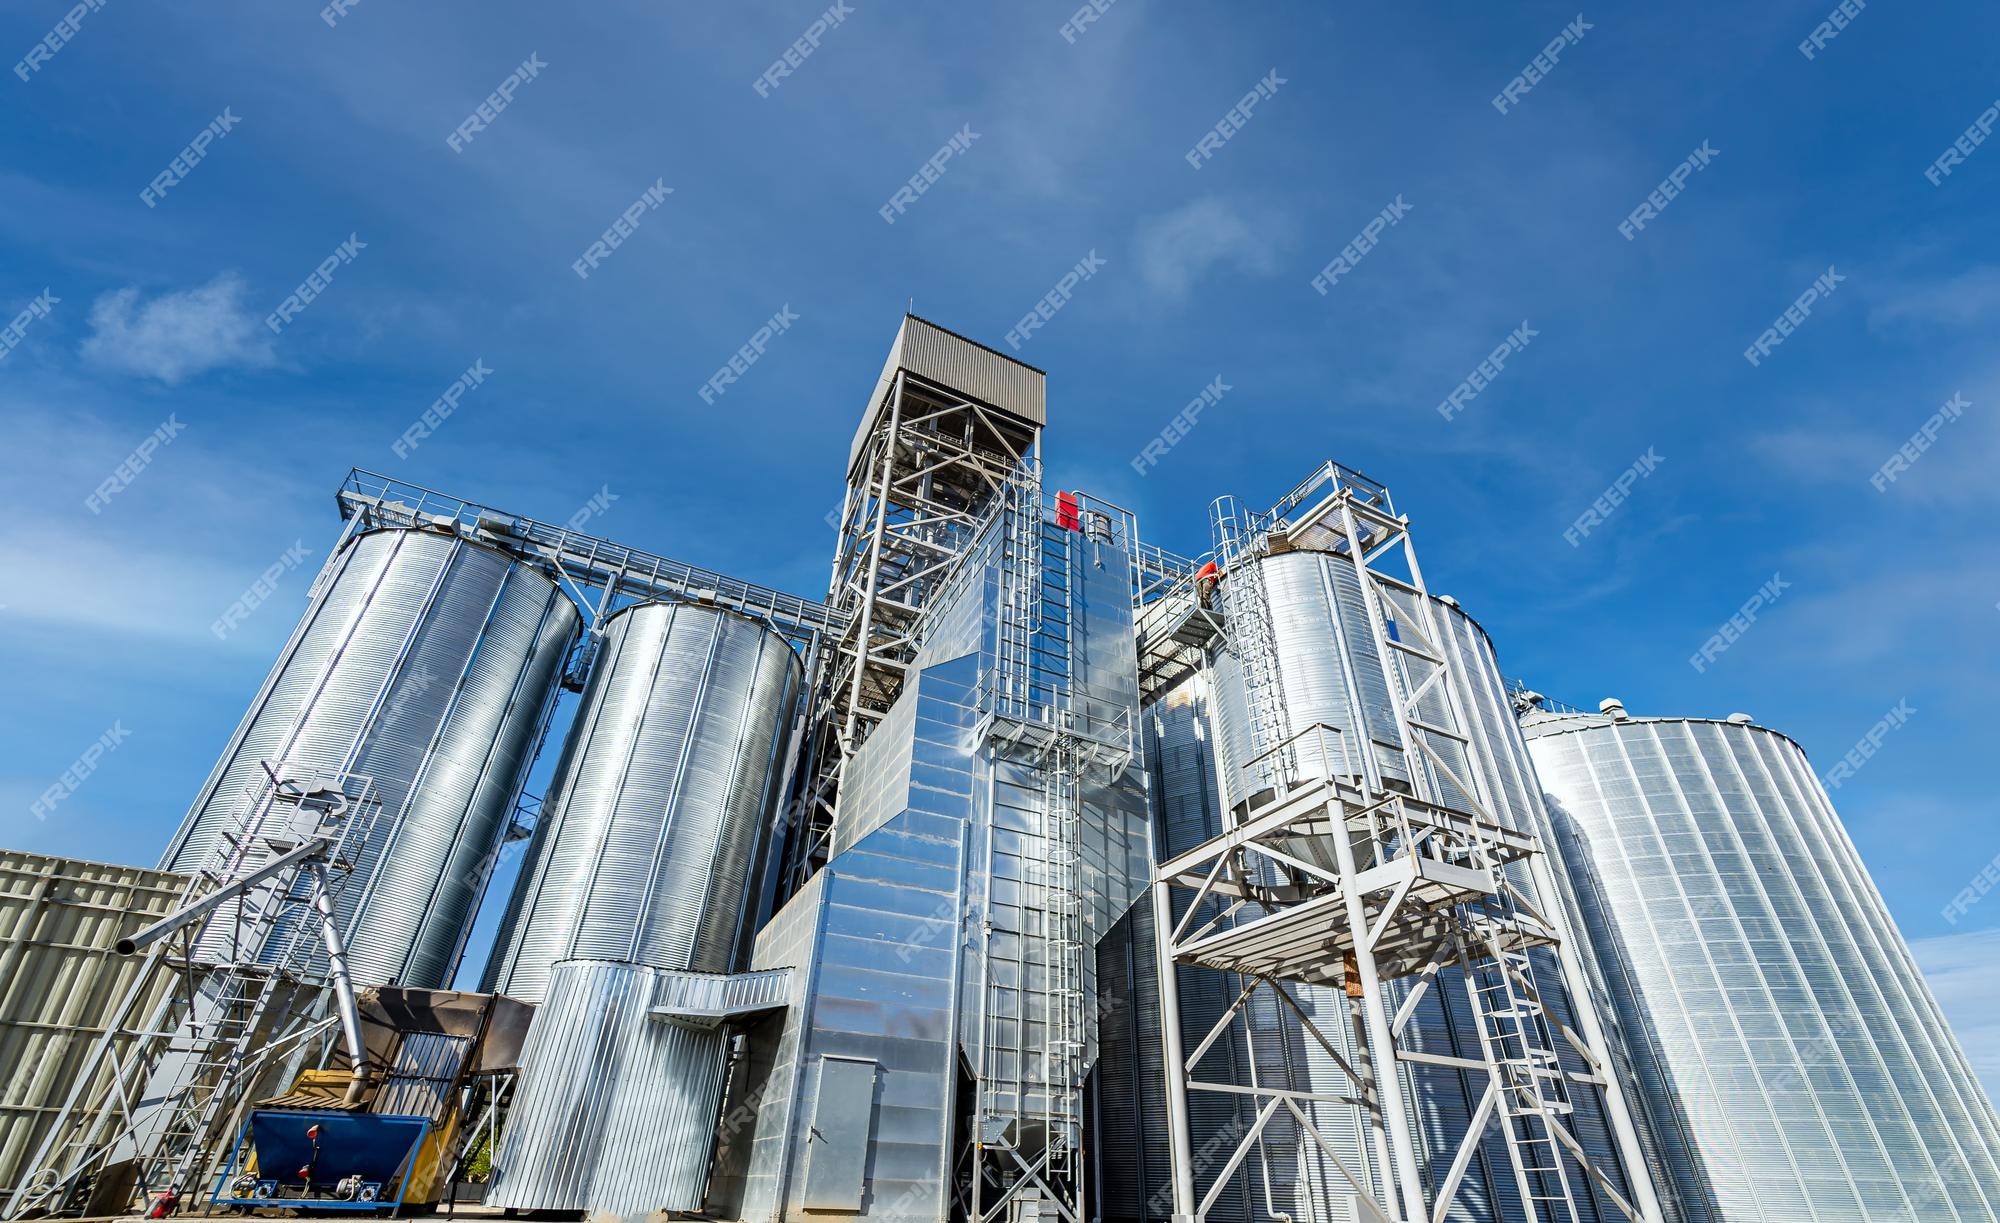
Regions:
[[485, 602, 801, 1001], [0, 853, 187, 1196], [163, 528, 578, 989], [485, 959, 731, 1216]]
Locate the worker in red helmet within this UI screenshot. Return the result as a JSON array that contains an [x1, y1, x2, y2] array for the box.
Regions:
[[1195, 560, 1220, 609]]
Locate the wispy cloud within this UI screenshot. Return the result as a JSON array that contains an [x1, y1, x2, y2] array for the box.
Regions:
[[1134, 197, 1284, 299], [81, 273, 277, 384], [1909, 928, 2000, 1106], [1869, 265, 2000, 329]]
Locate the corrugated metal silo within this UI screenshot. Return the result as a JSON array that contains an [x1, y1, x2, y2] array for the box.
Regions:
[[162, 527, 578, 989], [483, 601, 802, 1001], [1209, 550, 1408, 812], [1195, 553, 1647, 1223], [1524, 707, 2000, 1223]]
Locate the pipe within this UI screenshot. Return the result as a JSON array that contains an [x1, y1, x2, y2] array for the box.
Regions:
[[1151, 877, 1197, 1223], [117, 837, 331, 955], [303, 862, 373, 1107]]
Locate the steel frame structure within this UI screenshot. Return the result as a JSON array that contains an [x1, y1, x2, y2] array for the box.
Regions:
[[789, 369, 1041, 884], [334, 470, 840, 647], [4, 766, 383, 1220], [1149, 467, 1664, 1223]]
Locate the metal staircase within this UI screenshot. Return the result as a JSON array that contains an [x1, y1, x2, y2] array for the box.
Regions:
[[4, 766, 381, 1219]]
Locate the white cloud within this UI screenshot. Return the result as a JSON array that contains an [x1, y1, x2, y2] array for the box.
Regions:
[[1870, 265, 2000, 329], [1134, 197, 1283, 299], [1909, 928, 2000, 1107], [81, 273, 277, 384]]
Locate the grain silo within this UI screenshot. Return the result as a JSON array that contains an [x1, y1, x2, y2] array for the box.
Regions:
[[1127, 470, 1665, 1223], [479, 601, 802, 1215], [162, 526, 578, 989], [1523, 703, 2000, 1223], [483, 601, 803, 1001]]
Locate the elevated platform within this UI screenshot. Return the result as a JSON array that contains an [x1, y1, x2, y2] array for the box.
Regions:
[[1156, 774, 1554, 986]]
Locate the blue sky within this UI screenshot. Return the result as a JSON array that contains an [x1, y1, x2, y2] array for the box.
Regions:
[[2, 3, 1995, 1089]]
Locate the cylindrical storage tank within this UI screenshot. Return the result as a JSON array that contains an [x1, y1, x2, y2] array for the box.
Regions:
[[1209, 550, 1408, 814], [484, 959, 731, 1216], [162, 528, 578, 989], [1200, 553, 1651, 1223], [1524, 708, 2000, 1223], [484, 601, 801, 1002]]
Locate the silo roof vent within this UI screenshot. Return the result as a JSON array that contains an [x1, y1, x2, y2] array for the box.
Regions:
[[1599, 697, 1630, 721], [1726, 712, 1754, 724]]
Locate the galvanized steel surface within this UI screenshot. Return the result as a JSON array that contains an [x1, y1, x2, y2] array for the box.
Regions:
[[1210, 551, 1407, 812], [483, 602, 801, 1002], [1526, 713, 2000, 1223], [1194, 564, 1645, 1222], [848, 315, 1046, 476], [0, 853, 188, 1198], [162, 527, 578, 988], [486, 959, 731, 1217]]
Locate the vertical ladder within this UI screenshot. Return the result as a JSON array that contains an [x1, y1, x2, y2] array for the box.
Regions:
[[1465, 927, 1583, 1223], [992, 477, 1044, 719], [1038, 738, 1086, 1205], [1210, 497, 1295, 795]]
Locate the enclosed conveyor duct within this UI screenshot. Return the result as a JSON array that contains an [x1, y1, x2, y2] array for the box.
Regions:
[[162, 527, 579, 990]]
